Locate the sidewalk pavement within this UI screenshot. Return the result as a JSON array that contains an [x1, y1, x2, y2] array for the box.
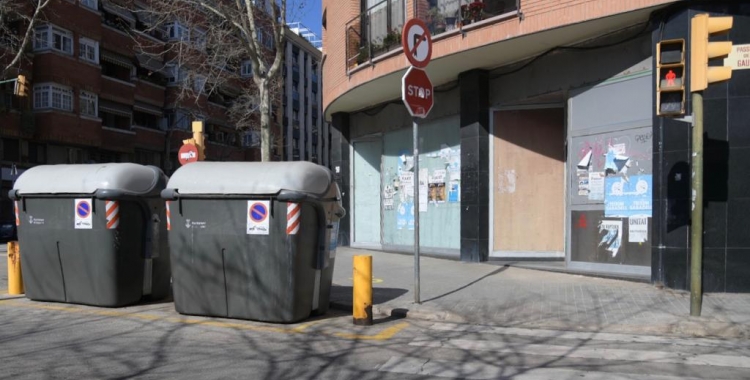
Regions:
[[3, 243, 749, 338], [330, 247, 750, 339]]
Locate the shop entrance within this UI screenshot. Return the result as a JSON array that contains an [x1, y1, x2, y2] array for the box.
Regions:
[[492, 108, 565, 257], [352, 139, 382, 247]]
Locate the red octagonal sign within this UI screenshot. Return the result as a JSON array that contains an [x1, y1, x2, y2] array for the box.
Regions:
[[402, 67, 433, 118], [178, 143, 199, 166]]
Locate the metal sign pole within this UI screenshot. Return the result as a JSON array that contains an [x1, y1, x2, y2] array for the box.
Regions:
[[413, 117, 421, 304]]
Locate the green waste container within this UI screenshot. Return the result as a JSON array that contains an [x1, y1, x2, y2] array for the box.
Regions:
[[161, 161, 345, 323], [9, 163, 170, 307]]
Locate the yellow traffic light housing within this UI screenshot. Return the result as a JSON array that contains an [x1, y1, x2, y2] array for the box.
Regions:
[[656, 39, 686, 116], [14, 75, 28, 97], [182, 121, 206, 160], [690, 14, 733, 92]]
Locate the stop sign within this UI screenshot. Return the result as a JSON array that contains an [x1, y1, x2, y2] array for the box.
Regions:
[[401, 66, 433, 118], [178, 143, 199, 166]]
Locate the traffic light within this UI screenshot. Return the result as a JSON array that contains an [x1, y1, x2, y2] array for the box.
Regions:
[[656, 39, 686, 116], [14, 75, 28, 97], [690, 14, 733, 92], [182, 121, 206, 160]]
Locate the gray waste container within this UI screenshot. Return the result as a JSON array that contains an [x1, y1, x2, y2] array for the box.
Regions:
[[161, 161, 345, 323], [8, 163, 170, 307]]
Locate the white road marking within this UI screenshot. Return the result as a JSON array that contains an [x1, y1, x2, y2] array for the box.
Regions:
[[409, 338, 750, 369], [378, 356, 726, 380], [429, 322, 750, 349]]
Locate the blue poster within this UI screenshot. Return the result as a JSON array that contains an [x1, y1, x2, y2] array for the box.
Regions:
[[604, 175, 652, 217], [448, 183, 459, 203], [397, 201, 414, 230]]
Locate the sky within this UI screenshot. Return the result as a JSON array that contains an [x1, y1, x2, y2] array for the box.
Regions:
[[287, 1, 323, 43]]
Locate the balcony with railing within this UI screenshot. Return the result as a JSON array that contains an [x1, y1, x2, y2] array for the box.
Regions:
[[345, 0, 519, 72], [346, 0, 406, 72], [418, 0, 519, 35], [345, 0, 519, 71]]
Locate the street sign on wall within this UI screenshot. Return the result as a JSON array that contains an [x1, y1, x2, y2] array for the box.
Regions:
[[402, 18, 432, 68], [402, 67, 434, 118]]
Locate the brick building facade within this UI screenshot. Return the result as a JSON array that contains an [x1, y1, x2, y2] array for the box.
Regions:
[[322, 0, 750, 291], [1, 0, 329, 223]]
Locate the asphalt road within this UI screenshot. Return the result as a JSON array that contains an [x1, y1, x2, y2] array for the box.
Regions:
[[1, 297, 750, 380]]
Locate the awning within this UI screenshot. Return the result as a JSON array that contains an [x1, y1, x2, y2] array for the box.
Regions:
[[99, 99, 133, 118], [102, 1, 135, 22], [136, 53, 163, 73], [101, 50, 134, 69], [134, 101, 162, 116]]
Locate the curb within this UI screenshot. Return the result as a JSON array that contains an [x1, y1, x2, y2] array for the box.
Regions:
[[0, 294, 25, 301], [330, 301, 468, 324], [489, 262, 651, 284], [329, 301, 750, 340]]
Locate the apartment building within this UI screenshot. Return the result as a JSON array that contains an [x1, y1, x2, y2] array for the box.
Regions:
[[283, 26, 329, 166], [322, 0, 750, 292], [1, 0, 329, 223]]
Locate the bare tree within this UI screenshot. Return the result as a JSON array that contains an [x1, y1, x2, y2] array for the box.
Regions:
[[0, 0, 51, 77], [133, 0, 300, 162]]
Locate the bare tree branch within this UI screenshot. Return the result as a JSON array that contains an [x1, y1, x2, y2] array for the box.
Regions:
[[131, 0, 301, 162], [1, 0, 52, 77]]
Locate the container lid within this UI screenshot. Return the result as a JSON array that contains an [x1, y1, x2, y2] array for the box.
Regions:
[[166, 161, 333, 196], [12, 163, 165, 196]]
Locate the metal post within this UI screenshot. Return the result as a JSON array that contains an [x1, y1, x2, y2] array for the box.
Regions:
[[7, 241, 23, 295], [690, 91, 704, 317], [367, 8, 373, 63], [413, 118, 421, 304], [353, 255, 373, 326]]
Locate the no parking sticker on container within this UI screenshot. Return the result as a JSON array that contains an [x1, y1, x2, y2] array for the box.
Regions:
[[74, 198, 93, 229], [247, 200, 270, 235]]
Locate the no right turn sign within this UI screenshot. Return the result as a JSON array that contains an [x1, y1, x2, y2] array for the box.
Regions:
[[402, 19, 432, 68]]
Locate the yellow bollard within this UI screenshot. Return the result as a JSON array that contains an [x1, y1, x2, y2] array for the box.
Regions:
[[7, 241, 23, 295], [353, 255, 373, 326]]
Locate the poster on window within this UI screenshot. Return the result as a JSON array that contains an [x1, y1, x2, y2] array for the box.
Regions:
[[428, 169, 447, 204], [604, 175, 652, 217], [598, 220, 622, 258]]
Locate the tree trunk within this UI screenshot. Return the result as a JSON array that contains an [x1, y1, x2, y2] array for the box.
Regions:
[[259, 81, 271, 162]]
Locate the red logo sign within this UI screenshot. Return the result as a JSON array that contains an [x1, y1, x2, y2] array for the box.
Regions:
[[178, 144, 199, 166], [402, 67, 434, 118], [402, 19, 432, 68], [577, 214, 588, 229]]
